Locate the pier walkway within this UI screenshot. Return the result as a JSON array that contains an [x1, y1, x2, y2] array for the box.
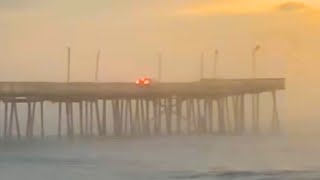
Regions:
[[0, 78, 285, 138]]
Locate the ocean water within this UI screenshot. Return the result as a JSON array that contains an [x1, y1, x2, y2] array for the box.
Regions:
[[1, 135, 320, 180]]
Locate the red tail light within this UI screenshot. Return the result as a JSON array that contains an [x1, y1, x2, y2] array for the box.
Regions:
[[135, 77, 151, 86]]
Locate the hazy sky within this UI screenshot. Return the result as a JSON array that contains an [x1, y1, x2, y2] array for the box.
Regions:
[[0, 0, 316, 80], [1, 0, 320, 133]]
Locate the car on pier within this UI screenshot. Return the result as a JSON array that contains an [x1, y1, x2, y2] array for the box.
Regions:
[[135, 77, 152, 86]]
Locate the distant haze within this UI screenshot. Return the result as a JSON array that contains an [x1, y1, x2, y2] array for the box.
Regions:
[[1, 0, 320, 134]]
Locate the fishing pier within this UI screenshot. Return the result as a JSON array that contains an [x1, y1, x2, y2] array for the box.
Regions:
[[0, 78, 285, 138]]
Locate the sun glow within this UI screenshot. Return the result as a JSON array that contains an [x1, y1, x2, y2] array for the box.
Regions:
[[176, 1, 273, 16], [175, 0, 320, 16]]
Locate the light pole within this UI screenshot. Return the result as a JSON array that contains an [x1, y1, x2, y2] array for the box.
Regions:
[[252, 45, 261, 78], [252, 45, 261, 134], [67, 47, 71, 83], [200, 52, 204, 79], [157, 52, 162, 82], [95, 50, 101, 82], [213, 49, 219, 78]]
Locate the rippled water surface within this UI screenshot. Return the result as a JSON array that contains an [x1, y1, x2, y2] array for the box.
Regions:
[[1, 135, 320, 180]]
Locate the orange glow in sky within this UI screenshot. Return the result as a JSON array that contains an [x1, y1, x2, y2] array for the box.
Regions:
[[176, 0, 320, 16]]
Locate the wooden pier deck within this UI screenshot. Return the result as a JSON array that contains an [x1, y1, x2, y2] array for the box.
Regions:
[[0, 78, 285, 138], [0, 78, 284, 98]]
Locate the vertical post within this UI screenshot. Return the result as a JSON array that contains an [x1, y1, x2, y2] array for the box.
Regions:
[[30, 102, 36, 137], [58, 102, 62, 137], [9, 102, 14, 137], [176, 98, 182, 135], [191, 99, 196, 133], [128, 100, 134, 135], [186, 100, 191, 134], [145, 100, 150, 135], [134, 99, 141, 135], [95, 50, 101, 82], [203, 99, 208, 134], [217, 99, 226, 134], [123, 100, 129, 135], [26, 102, 31, 137], [213, 49, 219, 78], [67, 47, 71, 83], [0, 101, 1, 136], [69, 102, 73, 137], [252, 94, 260, 134], [79, 101, 83, 136], [94, 100, 102, 136], [139, 99, 146, 135], [40, 101, 44, 137], [207, 99, 213, 133], [224, 97, 231, 133], [66, 102, 70, 137], [152, 99, 159, 135], [3, 102, 8, 137], [14, 103, 20, 138], [90, 101, 93, 136], [252, 45, 260, 78], [157, 99, 162, 135], [112, 100, 119, 136], [240, 95, 245, 134], [196, 99, 202, 134], [119, 100, 125, 136], [232, 96, 239, 134], [102, 99, 107, 136], [157, 52, 162, 82], [272, 91, 280, 133], [165, 98, 172, 135], [200, 52, 204, 79], [85, 101, 89, 135]]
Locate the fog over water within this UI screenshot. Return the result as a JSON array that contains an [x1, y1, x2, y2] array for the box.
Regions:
[[1, 135, 320, 179], [1, 0, 320, 179]]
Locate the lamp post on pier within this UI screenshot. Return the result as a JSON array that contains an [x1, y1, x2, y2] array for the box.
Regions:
[[157, 52, 162, 82], [213, 49, 219, 78], [200, 52, 204, 79], [67, 47, 71, 83], [252, 45, 261, 78], [95, 50, 101, 82]]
